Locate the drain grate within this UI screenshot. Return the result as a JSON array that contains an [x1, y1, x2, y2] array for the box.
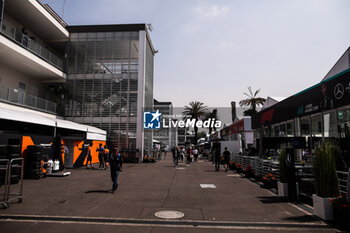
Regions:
[[155, 210, 184, 219]]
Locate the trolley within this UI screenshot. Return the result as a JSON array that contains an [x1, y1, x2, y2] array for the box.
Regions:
[[6, 158, 24, 205]]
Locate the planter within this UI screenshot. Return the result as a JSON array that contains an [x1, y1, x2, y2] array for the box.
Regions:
[[312, 194, 333, 221], [278, 182, 300, 198], [278, 182, 288, 197]]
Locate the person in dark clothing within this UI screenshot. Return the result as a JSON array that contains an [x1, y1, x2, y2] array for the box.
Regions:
[[186, 147, 192, 165], [96, 143, 105, 169], [223, 147, 231, 172], [86, 143, 93, 169], [108, 148, 123, 193], [214, 149, 221, 172], [173, 146, 179, 167]]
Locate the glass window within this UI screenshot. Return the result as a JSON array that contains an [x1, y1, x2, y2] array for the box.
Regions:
[[338, 109, 350, 138], [272, 125, 279, 137], [279, 124, 286, 136], [287, 121, 294, 136], [300, 117, 310, 136], [323, 111, 337, 138], [311, 115, 322, 137]]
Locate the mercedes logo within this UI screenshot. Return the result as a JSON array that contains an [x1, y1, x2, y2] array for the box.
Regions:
[[334, 83, 344, 100], [286, 153, 292, 167]]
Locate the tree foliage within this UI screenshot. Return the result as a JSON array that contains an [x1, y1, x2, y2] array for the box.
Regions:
[[239, 87, 266, 113], [182, 101, 208, 145]]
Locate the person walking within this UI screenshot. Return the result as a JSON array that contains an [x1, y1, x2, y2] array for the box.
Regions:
[[186, 147, 192, 166], [103, 145, 109, 169], [193, 147, 198, 162], [180, 147, 185, 161], [223, 147, 231, 172], [173, 146, 179, 167], [108, 148, 123, 193], [86, 143, 93, 169], [96, 143, 105, 169], [214, 149, 221, 172]]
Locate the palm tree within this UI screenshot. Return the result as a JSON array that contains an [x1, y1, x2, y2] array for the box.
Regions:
[[239, 87, 266, 116], [204, 109, 218, 134], [182, 101, 208, 145]]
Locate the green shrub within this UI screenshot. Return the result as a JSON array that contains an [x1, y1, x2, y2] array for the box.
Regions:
[[313, 142, 339, 197], [279, 148, 288, 183]]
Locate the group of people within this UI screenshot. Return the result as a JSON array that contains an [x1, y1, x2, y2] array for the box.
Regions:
[[85, 143, 109, 169], [214, 147, 231, 172], [86, 143, 123, 193], [171, 146, 199, 167]]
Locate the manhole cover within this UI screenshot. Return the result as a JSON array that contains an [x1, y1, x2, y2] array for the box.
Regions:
[[155, 210, 184, 219]]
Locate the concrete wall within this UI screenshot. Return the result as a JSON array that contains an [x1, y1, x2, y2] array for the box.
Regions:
[[0, 63, 52, 99]]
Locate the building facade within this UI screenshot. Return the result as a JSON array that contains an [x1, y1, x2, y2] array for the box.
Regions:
[[153, 99, 176, 150], [64, 25, 156, 161], [0, 0, 107, 168], [0, 0, 155, 164]]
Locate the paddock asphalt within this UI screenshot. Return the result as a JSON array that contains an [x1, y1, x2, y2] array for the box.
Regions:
[[0, 154, 343, 233]]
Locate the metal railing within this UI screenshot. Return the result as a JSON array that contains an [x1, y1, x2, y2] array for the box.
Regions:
[[232, 154, 348, 196], [337, 170, 348, 195], [0, 85, 57, 113], [0, 21, 64, 70]]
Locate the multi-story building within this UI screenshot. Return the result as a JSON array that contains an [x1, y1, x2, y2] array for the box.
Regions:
[[153, 99, 176, 150], [64, 24, 156, 161], [0, 0, 155, 164]]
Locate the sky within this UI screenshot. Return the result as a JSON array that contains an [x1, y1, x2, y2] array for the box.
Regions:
[[42, 0, 350, 107]]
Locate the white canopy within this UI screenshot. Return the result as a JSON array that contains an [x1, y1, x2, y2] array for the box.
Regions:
[[55, 118, 88, 132], [0, 107, 55, 127], [0, 103, 106, 140]]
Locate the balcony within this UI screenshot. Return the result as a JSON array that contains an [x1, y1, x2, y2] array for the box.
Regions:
[[1, 21, 64, 70], [0, 85, 57, 114]]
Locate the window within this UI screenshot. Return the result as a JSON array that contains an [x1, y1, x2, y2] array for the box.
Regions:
[[323, 111, 337, 138], [300, 117, 310, 136], [338, 108, 350, 138], [311, 115, 322, 137], [18, 82, 26, 90], [286, 121, 294, 136]]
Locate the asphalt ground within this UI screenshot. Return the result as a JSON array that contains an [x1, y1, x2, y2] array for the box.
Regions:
[[0, 154, 342, 233]]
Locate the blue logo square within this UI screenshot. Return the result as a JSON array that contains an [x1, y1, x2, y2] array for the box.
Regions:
[[143, 110, 161, 129]]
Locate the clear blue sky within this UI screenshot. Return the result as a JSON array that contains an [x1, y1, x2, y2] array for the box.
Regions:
[[42, 0, 350, 107]]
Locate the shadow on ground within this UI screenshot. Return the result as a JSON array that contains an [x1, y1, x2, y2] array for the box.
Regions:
[[85, 190, 111, 194], [258, 196, 285, 204], [282, 215, 319, 222]]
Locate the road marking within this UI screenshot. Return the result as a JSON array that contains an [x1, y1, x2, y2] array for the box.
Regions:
[[176, 167, 185, 170], [200, 184, 216, 188], [227, 174, 241, 177], [0, 214, 333, 231]]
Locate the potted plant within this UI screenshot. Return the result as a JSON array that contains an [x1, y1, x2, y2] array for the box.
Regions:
[[312, 142, 340, 221], [150, 156, 156, 163], [244, 165, 254, 178], [235, 163, 242, 173], [262, 173, 277, 188], [331, 194, 350, 227], [143, 155, 150, 163], [278, 148, 289, 197], [229, 161, 236, 171]]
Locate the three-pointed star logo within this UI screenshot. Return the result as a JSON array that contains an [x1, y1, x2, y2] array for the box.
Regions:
[[334, 83, 344, 100], [150, 110, 161, 122]]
